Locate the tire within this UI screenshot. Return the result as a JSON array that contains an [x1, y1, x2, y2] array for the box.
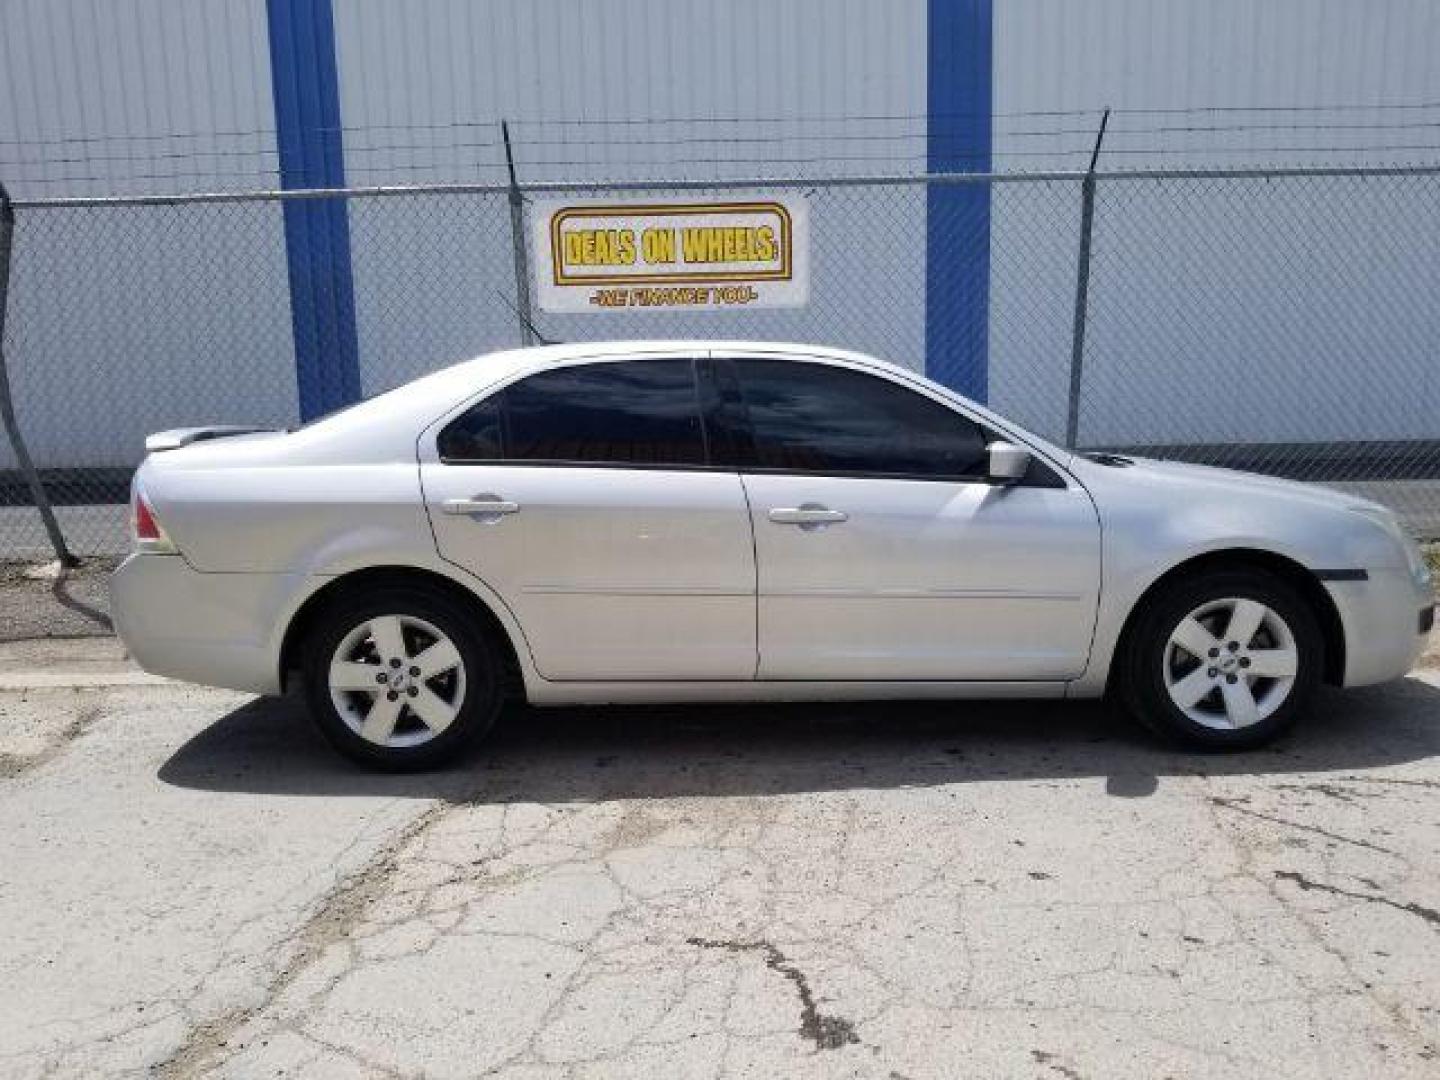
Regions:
[[302, 585, 503, 770], [1117, 569, 1323, 750]]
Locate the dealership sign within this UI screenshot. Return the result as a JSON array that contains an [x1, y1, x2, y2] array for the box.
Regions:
[[532, 197, 809, 313]]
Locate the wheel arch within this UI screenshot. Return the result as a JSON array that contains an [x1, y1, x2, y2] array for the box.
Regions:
[[278, 565, 528, 700], [1108, 547, 1346, 692]]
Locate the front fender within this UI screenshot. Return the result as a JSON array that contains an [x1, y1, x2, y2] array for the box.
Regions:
[[1071, 471, 1400, 696]]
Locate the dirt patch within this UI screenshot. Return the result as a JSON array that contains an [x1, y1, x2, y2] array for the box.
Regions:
[[0, 701, 103, 779], [0, 558, 116, 641]]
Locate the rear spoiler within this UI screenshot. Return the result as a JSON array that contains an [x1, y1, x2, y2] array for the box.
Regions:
[[145, 425, 275, 452]]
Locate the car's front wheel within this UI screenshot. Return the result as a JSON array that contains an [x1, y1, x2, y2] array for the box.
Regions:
[[302, 586, 503, 770], [1119, 569, 1323, 749]]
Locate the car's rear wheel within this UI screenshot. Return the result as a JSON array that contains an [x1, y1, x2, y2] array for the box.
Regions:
[[1119, 569, 1323, 750], [302, 586, 502, 770]]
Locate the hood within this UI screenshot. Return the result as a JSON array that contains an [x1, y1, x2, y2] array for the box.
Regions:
[[1071, 453, 1384, 514]]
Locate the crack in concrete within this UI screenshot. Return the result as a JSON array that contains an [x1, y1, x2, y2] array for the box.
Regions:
[[1337, 775, 1440, 792], [1270, 781, 1383, 804], [151, 801, 452, 1079], [1208, 795, 1400, 856], [1275, 870, 1440, 929], [1031, 1048, 1087, 1080], [686, 936, 860, 1051], [1197, 776, 1432, 1068], [9, 667, 1440, 1077]]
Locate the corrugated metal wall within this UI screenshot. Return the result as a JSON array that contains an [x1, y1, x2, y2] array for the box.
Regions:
[[329, 0, 929, 394], [2, 0, 1439, 466], [987, 0, 1440, 442], [0, 0, 279, 198], [333, 0, 928, 185], [10, 1, 1436, 195], [993, 0, 1440, 170], [0, 0, 296, 469]]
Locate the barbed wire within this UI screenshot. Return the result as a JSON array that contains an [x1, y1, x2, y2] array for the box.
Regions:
[[9, 105, 1440, 196], [7, 98, 1440, 151], [1111, 100, 1440, 115]]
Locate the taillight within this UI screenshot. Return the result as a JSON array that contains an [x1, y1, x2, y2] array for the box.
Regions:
[[131, 483, 177, 554]]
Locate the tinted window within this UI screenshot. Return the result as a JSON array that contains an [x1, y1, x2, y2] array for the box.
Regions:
[[437, 396, 503, 460], [438, 358, 706, 467], [732, 359, 988, 477]]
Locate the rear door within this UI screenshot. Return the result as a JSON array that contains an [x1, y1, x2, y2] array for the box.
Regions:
[[716, 354, 1101, 681], [420, 355, 756, 681]]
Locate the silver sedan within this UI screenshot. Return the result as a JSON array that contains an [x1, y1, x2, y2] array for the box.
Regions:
[[111, 342, 1434, 769]]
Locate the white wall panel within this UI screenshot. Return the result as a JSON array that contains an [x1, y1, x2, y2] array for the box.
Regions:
[[333, 0, 928, 184], [0, 0, 280, 198], [988, 0, 1440, 444], [331, 0, 931, 392], [0, 0, 297, 469], [993, 0, 1440, 171], [5, 0, 1440, 469]]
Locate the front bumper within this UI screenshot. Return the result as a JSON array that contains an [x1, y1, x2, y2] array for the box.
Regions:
[[109, 554, 295, 695], [1326, 566, 1433, 687]]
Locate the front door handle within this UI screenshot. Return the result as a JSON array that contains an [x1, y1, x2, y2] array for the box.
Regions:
[[768, 505, 848, 528], [442, 496, 520, 517]]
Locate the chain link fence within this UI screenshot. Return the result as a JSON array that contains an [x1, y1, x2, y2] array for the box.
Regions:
[[2, 165, 1438, 560]]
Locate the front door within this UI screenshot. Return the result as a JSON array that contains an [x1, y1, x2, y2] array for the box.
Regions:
[[421, 355, 756, 682], [721, 355, 1101, 681]]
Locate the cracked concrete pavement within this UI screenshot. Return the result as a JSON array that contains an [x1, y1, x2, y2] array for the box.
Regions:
[[2, 635, 1439, 1078]]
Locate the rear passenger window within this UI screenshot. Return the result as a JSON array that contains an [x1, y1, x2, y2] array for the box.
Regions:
[[438, 358, 706, 467], [437, 397, 503, 460]]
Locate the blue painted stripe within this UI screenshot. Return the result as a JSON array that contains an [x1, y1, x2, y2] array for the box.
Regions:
[[925, 0, 993, 402], [266, 0, 361, 419]]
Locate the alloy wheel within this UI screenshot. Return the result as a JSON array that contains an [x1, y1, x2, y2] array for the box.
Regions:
[[1162, 597, 1299, 730], [328, 614, 467, 748]]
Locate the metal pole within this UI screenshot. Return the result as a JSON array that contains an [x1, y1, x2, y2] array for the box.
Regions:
[[501, 121, 536, 347], [1064, 107, 1110, 451], [0, 182, 77, 567]]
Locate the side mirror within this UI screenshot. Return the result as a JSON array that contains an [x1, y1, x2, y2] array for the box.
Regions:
[[987, 440, 1031, 485]]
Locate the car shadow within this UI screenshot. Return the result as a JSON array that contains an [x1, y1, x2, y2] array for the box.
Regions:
[[157, 675, 1440, 804]]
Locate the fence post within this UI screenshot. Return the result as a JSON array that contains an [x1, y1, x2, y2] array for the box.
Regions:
[[501, 121, 536, 347], [1064, 107, 1110, 451], [0, 182, 78, 567]]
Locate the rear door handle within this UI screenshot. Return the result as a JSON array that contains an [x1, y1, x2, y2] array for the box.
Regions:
[[768, 505, 848, 527], [442, 496, 520, 517]]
